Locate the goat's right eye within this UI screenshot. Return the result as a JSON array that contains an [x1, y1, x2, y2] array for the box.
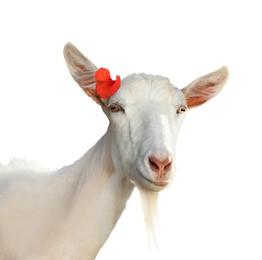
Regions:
[[109, 103, 124, 113]]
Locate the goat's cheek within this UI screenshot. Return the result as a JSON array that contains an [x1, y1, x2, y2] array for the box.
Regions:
[[111, 139, 131, 174]]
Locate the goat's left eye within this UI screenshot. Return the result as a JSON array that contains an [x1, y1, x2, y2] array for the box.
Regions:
[[109, 103, 124, 113], [177, 105, 187, 114]]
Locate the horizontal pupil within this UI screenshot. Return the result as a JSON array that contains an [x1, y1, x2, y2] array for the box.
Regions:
[[177, 106, 186, 114], [110, 104, 119, 112]]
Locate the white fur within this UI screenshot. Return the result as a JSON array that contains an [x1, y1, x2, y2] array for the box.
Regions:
[[0, 43, 228, 259]]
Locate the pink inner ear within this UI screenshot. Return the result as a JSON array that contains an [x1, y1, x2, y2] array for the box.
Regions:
[[186, 96, 207, 108], [72, 62, 96, 87], [183, 66, 228, 109], [186, 82, 218, 108], [95, 68, 121, 99], [78, 77, 96, 87]]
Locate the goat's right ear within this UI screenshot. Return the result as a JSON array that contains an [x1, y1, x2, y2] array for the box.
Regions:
[[63, 42, 103, 106]]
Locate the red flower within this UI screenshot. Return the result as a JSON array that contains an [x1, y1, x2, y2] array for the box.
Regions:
[[95, 68, 121, 99]]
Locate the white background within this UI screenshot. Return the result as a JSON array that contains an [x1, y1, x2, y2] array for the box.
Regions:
[[0, 0, 261, 259]]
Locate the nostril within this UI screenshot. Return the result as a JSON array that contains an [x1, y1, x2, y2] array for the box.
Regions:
[[164, 160, 172, 171], [149, 158, 160, 171], [148, 156, 172, 176]]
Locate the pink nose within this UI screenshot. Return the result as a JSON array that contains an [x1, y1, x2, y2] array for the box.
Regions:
[[148, 156, 172, 178]]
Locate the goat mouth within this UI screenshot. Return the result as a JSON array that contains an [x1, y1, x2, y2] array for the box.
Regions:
[[139, 173, 170, 188]]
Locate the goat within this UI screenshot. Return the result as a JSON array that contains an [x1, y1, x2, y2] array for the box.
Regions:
[[0, 43, 228, 259]]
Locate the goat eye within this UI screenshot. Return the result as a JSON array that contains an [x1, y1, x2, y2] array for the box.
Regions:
[[177, 105, 187, 114], [109, 103, 124, 113]]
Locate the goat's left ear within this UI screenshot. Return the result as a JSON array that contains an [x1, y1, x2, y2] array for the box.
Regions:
[[63, 42, 103, 106], [182, 66, 229, 109]]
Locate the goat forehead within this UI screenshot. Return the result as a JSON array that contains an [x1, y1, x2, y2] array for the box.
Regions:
[[111, 73, 184, 105]]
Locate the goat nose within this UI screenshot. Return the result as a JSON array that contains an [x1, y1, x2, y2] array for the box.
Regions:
[[148, 156, 172, 178]]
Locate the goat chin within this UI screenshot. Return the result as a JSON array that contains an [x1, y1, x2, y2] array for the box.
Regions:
[[138, 188, 159, 246]]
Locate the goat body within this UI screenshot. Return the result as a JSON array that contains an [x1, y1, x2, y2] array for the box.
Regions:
[[0, 134, 133, 259]]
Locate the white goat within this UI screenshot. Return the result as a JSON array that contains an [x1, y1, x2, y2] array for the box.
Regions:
[[0, 43, 228, 259]]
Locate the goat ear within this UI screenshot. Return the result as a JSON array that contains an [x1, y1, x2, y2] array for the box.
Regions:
[[182, 66, 229, 109], [63, 42, 103, 106]]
